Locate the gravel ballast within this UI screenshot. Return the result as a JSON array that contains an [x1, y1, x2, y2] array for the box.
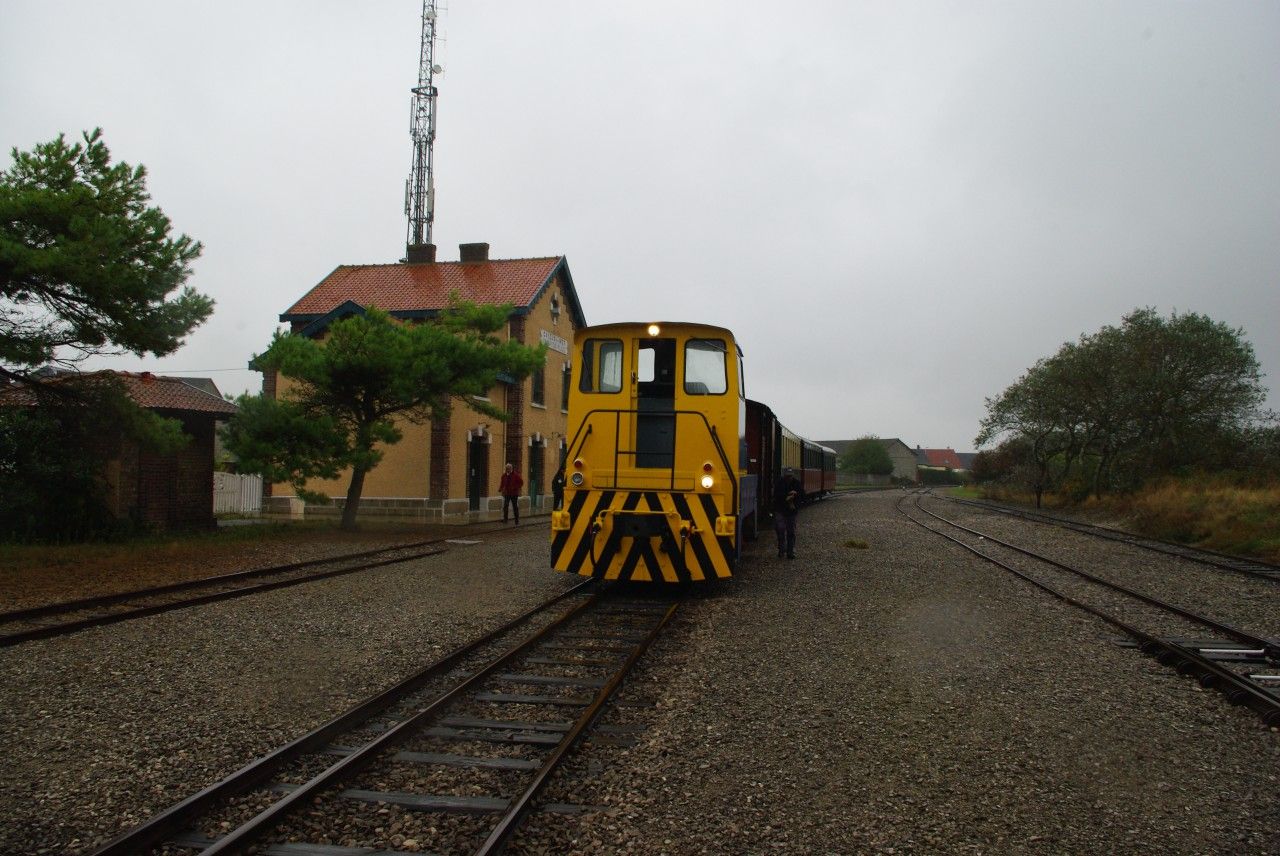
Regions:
[[1, 494, 1277, 854]]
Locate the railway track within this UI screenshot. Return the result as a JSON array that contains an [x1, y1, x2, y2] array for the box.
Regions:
[[943, 494, 1280, 583], [88, 581, 675, 855], [897, 494, 1280, 726], [0, 522, 536, 648]]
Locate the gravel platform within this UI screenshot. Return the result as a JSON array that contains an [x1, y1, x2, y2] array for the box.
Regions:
[[0, 527, 580, 855], [1, 494, 1277, 855], [525, 491, 1279, 854]]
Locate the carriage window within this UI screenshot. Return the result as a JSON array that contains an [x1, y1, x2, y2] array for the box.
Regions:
[[579, 339, 623, 393], [684, 339, 727, 394]]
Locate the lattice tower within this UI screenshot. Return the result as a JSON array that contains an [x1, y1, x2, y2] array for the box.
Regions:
[[405, 0, 440, 248]]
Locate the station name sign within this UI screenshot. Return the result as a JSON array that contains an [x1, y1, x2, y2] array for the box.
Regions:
[[540, 329, 569, 355]]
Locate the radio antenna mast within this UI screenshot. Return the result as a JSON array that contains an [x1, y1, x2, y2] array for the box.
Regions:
[[405, 0, 440, 254]]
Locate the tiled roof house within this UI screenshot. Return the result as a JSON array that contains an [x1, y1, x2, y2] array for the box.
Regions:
[[263, 242, 587, 520], [915, 447, 968, 470]]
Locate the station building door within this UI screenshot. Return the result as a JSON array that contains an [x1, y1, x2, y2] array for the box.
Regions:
[[467, 435, 488, 512]]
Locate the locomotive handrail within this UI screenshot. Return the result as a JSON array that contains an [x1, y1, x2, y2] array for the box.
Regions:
[[706, 424, 739, 515], [568, 422, 592, 463], [563, 408, 738, 515]]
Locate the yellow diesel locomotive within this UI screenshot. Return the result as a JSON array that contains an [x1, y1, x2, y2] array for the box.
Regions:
[[551, 322, 750, 582]]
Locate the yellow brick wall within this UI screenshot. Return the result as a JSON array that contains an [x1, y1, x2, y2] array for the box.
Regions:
[[521, 273, 574, 486]]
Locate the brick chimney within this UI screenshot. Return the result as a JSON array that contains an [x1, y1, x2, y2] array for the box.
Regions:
[[405, 243, 437, 263], [459, 242, 490, 262]]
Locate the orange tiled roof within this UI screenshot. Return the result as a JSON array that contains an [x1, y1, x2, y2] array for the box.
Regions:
[[119, 374, 239, 414], [0, 371, 238, 415], [282, 258, 565, 319], [918, 448, 965, 469]]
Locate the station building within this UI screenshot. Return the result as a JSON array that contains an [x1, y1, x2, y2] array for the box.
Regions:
[[260, 242, 586, 521]]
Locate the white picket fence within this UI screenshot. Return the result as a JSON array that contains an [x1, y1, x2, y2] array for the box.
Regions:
[[213, 472, 263, 515]]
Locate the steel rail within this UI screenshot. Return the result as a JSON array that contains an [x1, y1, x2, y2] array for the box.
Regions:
[[86, 580, 593, 856], [4, 519, 545, 625], [2, 521, 543, 647], [942, 495, 1280, 582], [896, 496, 1280, 726], [194, 591, 604, 856], [911, 498, 1277, 656], [476, 600, 679, 854], [0, 539, 443, 624], [0, 547, 447, 647]]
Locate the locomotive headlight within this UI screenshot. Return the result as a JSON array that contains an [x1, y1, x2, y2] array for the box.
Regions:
[[700, 474, 715, 489], [570, 472, 585, 487], [647, 324, 661, 336]]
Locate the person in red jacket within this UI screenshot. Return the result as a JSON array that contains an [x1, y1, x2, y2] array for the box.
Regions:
[[499, 463, 523, 524]]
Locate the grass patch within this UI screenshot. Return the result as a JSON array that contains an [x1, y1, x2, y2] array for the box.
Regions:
[[977, 476, 1280, 563], [1114, 479, 1280, 562]]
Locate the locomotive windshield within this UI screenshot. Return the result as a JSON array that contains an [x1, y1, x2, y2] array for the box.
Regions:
[[684, 338, 727, 394], [579, 339, 623, 393]]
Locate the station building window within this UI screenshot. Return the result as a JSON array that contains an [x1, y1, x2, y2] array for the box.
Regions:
[[531, 365, 545, 406]]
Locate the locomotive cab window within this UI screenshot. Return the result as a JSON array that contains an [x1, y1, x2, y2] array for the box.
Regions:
[[579, 339, 623, 393], [684, 339, 727, 394]]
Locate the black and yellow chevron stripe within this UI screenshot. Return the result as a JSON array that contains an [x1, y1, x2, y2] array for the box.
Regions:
[[551, 489, 735, 582]]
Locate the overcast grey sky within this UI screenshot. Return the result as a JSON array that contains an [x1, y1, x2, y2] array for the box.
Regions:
[[3, 1, 1277, 451]]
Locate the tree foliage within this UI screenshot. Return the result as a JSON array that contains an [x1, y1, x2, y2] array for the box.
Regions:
[[839, 436, 894, 475], [970, 437, 1032, 485], [976, 308, 1266, 504], [0, 129, 213, 381], [0, 130, 208, 539], [224, 303, 546, 528]]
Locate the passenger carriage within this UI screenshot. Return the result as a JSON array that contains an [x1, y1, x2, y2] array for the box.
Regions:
[[744, 400, 837, 528]]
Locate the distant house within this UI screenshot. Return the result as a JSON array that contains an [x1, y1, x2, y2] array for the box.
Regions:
[[819, 437, 918, 483], [1, 371, 238, 530], [915, 447, 969, 471], [878, 439, 919, 481]]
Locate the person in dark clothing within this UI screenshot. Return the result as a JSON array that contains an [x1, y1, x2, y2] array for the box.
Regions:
[[773, 467, 802, 559], [499, 463, 523, 524], [551, 466, 566, 510]]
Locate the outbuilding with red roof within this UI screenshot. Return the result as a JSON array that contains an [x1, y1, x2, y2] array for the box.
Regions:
[[1, 371, 238, 531]]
